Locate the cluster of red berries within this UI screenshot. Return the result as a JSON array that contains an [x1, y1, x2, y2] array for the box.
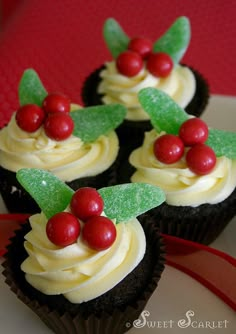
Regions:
[[46, 187, 117, 250], [116, 37, 173, 78], [16, 93, 74, 141], [153, 118, 217, 175]]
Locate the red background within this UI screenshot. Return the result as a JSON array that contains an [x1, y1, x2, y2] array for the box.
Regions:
[[0, 0, 235, 128]]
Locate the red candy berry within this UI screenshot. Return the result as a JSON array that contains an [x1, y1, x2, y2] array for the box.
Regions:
[[82, 216, 116, 251], [70, 187, 104, 221], [147, 52, 173, 77], [16, 104, 45, 132], [116, 50, 143, 77], [128, 37, 152, 59], [154, 134, 184, 164], [179, 118, 209, 146], [44, 112, 74, 140], [46, 212, 81, 247], [186, 144, 216, 175], [42, 93, 71, 114]]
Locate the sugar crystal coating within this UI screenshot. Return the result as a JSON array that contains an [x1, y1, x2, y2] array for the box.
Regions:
[[153, 16, 190, 64], [103, 18, 130, 58], [98, 183, 165, 223], [71, 104, 126, 143], [16, 169, 165, 223], [17, 168, 74, 218], [138, 87, 236, 159], [19, 69, 47, 106]]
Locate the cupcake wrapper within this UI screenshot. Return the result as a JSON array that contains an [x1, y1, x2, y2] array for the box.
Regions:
[[148, 187, 236, 245], [2, 217, 165, 334], [0, 161, 117, 214], [184, 65, 210, 117]]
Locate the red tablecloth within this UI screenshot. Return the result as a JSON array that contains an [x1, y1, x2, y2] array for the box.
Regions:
[[0, 0, 236, 128]]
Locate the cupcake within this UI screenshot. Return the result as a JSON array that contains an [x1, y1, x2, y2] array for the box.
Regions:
[[82, 16, 209, 151], [2, 168, 166, 334], [122, 88, 236, 245], [0, 69, 126, 213]]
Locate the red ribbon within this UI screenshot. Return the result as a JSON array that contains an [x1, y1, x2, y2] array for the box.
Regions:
[[0, 214, 235, 311]]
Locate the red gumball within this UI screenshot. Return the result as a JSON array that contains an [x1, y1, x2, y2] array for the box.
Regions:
[[16, 104, 45, 132], [153, 134, 184, 164], [70, 187, 104, 221], [128, 37, 152, 59], [43, 93, 71, 114], [44, 112, 74, 141], [82, 216, 117, 251], [116, 51, 143, 77], [179, 118, 209, 146], [186, 144, 216, 175], [147, 52, 173, 77], [46, 212, 81, 247]]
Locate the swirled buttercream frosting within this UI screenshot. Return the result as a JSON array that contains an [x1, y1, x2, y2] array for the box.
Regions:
[[129, 129, 236, 206], [21, 212, 146, 303], [0, 111, 119, 182], [98, 62, 195, 121]]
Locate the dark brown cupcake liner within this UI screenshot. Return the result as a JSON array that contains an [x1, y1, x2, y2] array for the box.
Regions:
[[0, 161, 118, 214], [184, 65, 210, 117], [2, 216, 165, 334], [148, 187, 236, 245]]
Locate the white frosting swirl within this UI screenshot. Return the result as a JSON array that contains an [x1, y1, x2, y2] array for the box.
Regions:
[[129, 129, 236, 206], [98, 62, 196, 121], [0, 109, 119, 182], [21, 212, 146, 303]]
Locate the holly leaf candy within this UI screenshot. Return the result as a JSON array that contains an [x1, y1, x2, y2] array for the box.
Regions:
[[206, 129, 236, 159], [103, 18, 130, 58], [153, 16, 190, 64], [98, 183, 165, 223], [19, 69, 48, 106], [16, 168, 74, 219], [71, 104, 126, 143], [138, 87, 188, 134], [139, 88, 236, 160]]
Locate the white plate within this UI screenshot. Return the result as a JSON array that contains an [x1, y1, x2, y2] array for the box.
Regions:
[[0, 95, 236, 333]]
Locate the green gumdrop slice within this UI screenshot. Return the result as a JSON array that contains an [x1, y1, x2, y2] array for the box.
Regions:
[[16, 168, 74, 219], [71, 104, 126, 143], [19, 69, 48, 106], [153, 16, 190, 64], [103, 18, 130, 58], [98, 183, 165, 223], [206, 128, 236, 159], [138, 87, 188, 134]]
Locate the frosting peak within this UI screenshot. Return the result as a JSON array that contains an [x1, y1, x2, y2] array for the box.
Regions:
[[98, 62, 195, 121], [130, 129, 236, 206], [0, 111, 119, 182], [21, 212, 146, 303]]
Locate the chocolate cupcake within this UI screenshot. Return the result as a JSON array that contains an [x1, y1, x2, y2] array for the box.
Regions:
[[82, 17, 209, 154], [120, 88, 236, 245], [2, 169, 166, 334], [0, 69, 126, 213]]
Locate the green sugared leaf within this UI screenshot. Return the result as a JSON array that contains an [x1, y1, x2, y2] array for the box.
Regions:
[[19, 69, 48, 106], [98, 183, 165, 223], [16, 168, 74, 219], [103, 18, 130, 58], [153, 16, 190, 64], [138, 87, 188, 134], [206, 129, 236, 159], [71, 104, 126, 142]]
